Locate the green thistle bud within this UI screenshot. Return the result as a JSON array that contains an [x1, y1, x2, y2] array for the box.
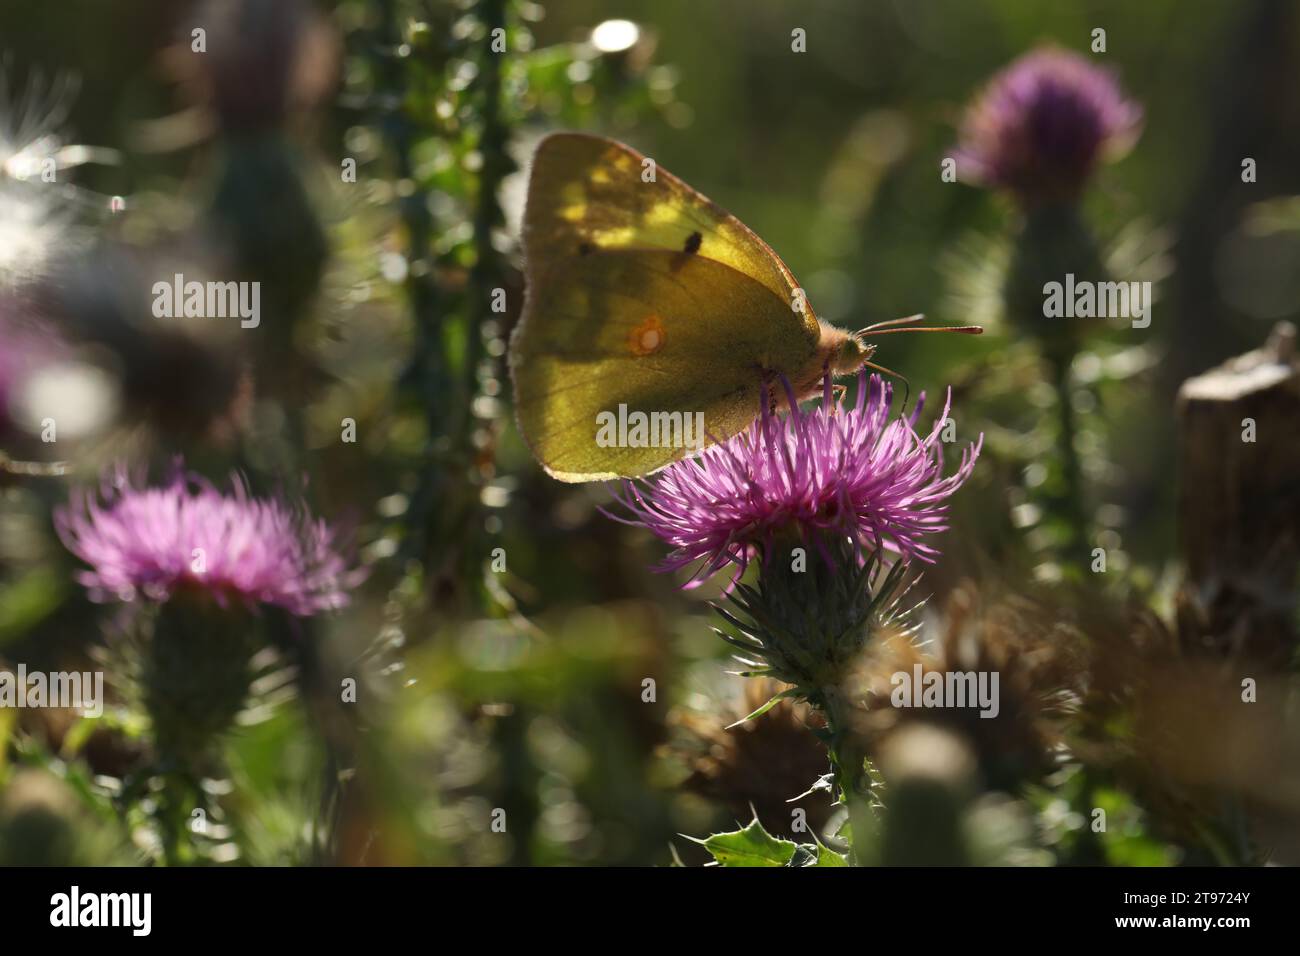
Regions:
[[126, 597, 261, 767], [714, 531, 918, 700]]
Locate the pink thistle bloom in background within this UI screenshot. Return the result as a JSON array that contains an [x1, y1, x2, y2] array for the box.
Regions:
[[57, 464, 358, 616], [955, 46, 1142, 205], [610, 372, 982, 587]]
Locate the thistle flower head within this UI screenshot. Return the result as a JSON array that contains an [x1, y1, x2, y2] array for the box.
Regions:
[[611, 372, 981, 588], [956, 47, 1142, 205], [57, 464, 358, 616]]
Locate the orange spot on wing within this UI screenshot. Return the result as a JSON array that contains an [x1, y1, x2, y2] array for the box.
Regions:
[[629, 315, 666, 356]]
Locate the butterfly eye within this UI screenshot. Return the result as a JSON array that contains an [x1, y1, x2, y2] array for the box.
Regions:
[[833, 335, 872, 375]]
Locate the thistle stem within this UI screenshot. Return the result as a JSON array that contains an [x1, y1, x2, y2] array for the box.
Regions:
[[1046, 350, 1088, 560], [1008, 202, 1096, 566], [821, 686, 871, 865], [374, 0, 447, 572]]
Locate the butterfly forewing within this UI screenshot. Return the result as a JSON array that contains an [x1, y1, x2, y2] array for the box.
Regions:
[[522, 133, 817, 325]]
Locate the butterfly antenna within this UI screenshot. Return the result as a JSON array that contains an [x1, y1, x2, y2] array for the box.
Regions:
[[856, 313, 984, 337], [858, 313, 927, 333]]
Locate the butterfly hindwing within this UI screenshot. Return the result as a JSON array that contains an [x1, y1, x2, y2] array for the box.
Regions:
[[511, 248, 818, 481]]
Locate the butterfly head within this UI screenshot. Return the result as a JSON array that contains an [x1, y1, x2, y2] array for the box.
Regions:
[[829, 314, 984, 384], [833, 331, 877, 376]]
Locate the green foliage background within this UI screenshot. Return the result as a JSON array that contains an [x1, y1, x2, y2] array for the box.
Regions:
[[1, 0, 1297, 866]]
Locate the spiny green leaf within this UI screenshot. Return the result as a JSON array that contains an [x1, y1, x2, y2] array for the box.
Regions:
[[787, 844, 817, 867], [787, 840, 849, 867], [688, 819, 797, 867], [812, 839, 848, 867]]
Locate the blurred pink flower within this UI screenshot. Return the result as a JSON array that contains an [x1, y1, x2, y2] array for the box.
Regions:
[[57, 464, 359, 616], [956, 47, 1142, 204]]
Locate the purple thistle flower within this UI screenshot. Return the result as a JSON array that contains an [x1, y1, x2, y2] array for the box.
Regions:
[[610, 372, 981, 587], [955, 47, 1142, 205], [57, 464, 359, 616]]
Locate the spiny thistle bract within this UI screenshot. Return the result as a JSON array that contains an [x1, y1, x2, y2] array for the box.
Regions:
[[715, 536, 921, 703]]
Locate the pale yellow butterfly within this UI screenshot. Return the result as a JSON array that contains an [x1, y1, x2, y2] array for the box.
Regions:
[[509, 133, 979, 482]]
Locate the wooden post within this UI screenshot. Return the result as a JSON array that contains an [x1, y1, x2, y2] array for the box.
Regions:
[[1176, 322, 1300, 667]]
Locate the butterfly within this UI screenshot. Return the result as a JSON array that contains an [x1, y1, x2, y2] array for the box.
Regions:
[[509, 132, 979, 482]]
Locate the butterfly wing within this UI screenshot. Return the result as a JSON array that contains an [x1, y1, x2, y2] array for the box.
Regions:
[[511, 249, 818, 481], [520, 132, 818, 322], [511, 133, 820, 482]]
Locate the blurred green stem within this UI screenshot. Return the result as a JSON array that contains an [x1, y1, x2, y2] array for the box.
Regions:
[[462, 0, 508, 419], [1046, 350, 1086, 559], [155, 767, 198, 867], [374, 0, 449, 572], [821, 686, 870, 865], [1007, 203, 1100, 562], [443, 0, 512, 595]]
